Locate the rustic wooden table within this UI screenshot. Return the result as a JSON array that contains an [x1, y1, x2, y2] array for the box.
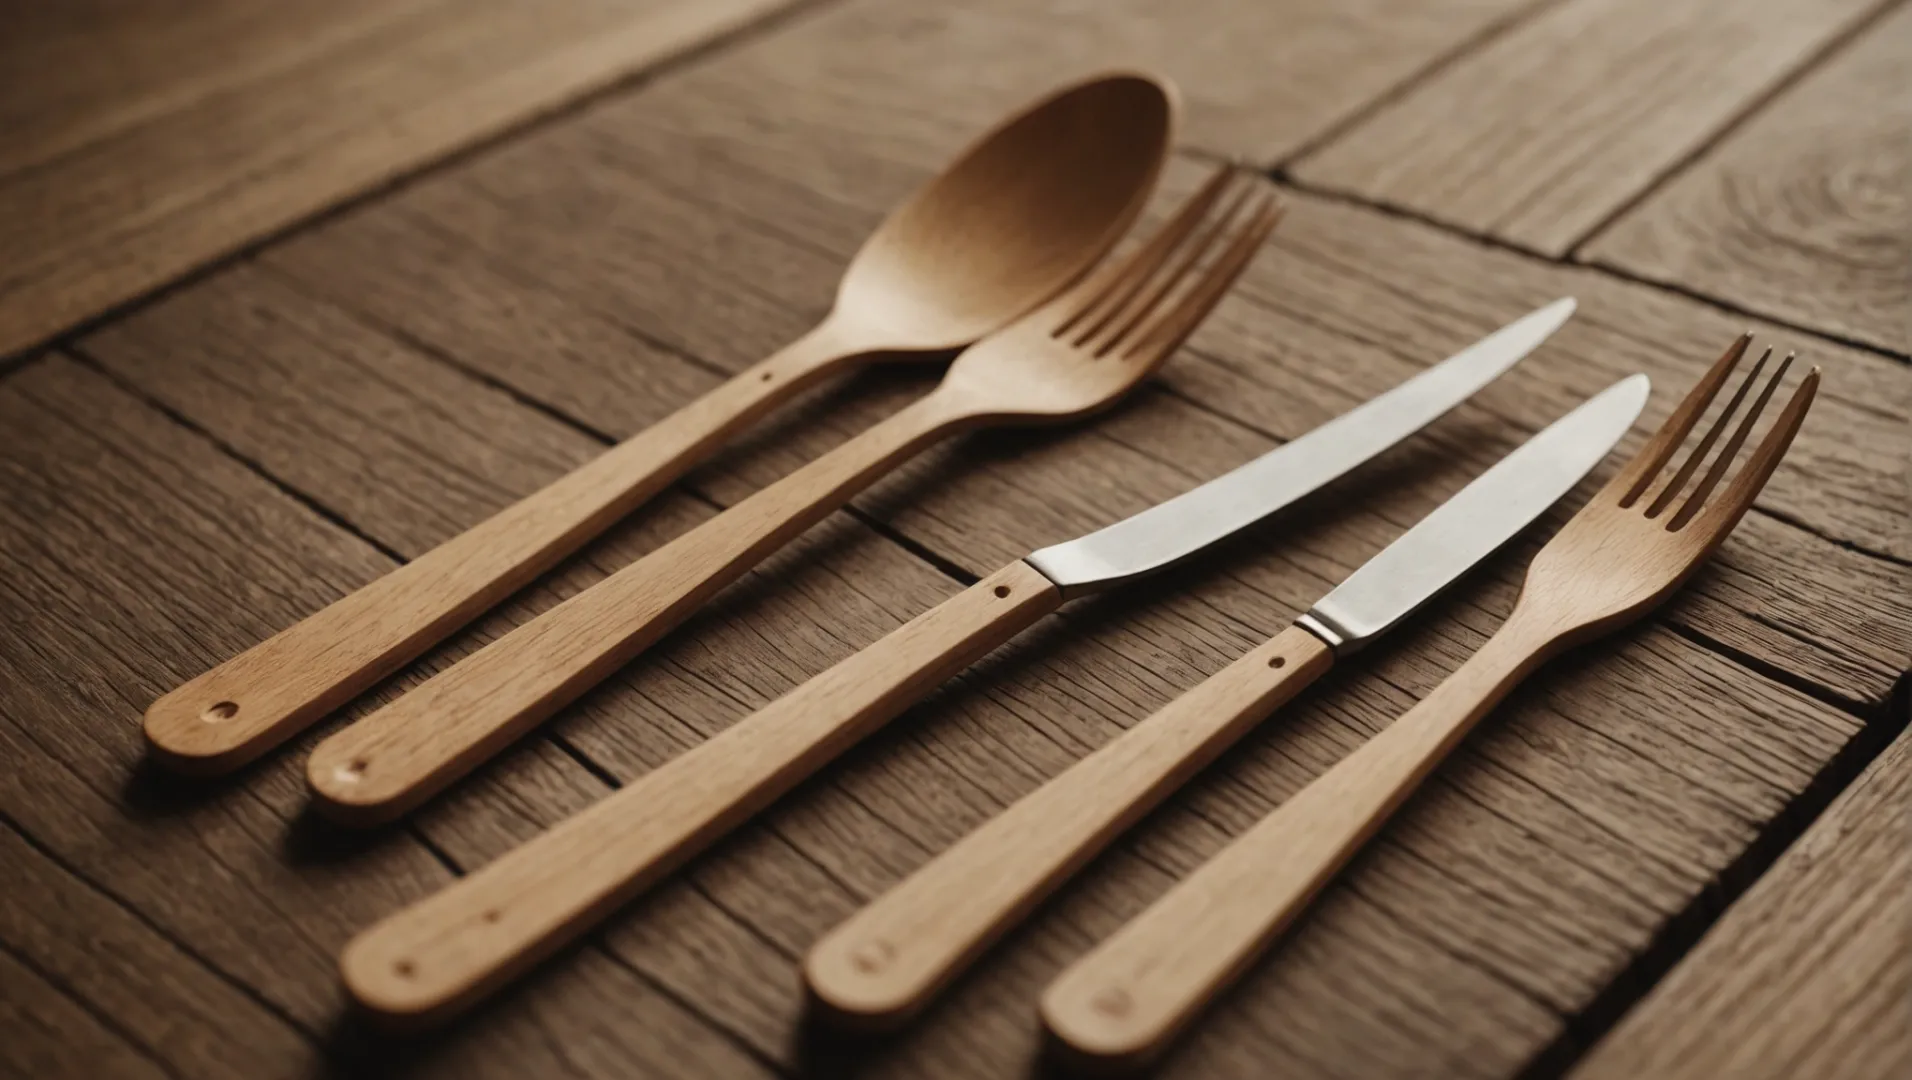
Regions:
[[3, 2, 1907, 1078]]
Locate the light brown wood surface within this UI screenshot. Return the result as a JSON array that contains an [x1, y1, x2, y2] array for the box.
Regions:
[[1293, 0, 1891, 255], [1044, 349, 1819, 1067], [0, 0, 800, 359], [1584, 3, 1912, 354], [5, 0, 1908, 1077], [142, 70, 1176, 776], [808, 624, 1334, 1028], [1570, 721, 1912, 1080]]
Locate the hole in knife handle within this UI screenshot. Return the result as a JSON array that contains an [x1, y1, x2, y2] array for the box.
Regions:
[[332, 758, 370, 786], [201, 701, 238, 722], [1091, 988, 1132, 1017], [850, 940, 894, 973], [1268, 655, 1286, 669], [994, 585, 1011, 598], [760, 371, 774, 382], [394, 959, 416, 979]]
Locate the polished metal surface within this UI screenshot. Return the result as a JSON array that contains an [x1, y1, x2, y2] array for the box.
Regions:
[[1299, 373, 1649, 652], [1025, 298, 1579, 596]]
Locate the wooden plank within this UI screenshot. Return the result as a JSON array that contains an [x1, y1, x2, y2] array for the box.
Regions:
[[602, 0, 1543, 162], [0, 0, 799, 359], [1583, 4, 1912, 354], [0, 0, 435, 176], [1291, 0, 1890, 256], [0, 357, 774, 1079], [89, 164, 1890, 1080], [1570, 722, 1912, 1080], [0, 949, 169, 1080], [0, 825, 316, 1078]]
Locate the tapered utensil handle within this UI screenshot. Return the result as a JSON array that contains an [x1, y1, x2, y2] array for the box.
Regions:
[[1042, 617, 1548, 1069], [307, 389, 972, 825], [143, 324, 860, 774], [341, 560, 1061, 1026], [807, 625, 1332, 1028]]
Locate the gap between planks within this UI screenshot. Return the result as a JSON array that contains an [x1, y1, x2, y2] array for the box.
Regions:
[[1251, 165, 1912, 368], [1517, 666, 1912, 1079], [0, 0, 853, 373], [34, 349, 794, 1076]]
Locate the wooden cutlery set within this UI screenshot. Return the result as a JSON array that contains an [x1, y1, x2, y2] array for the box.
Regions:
[[140, 72, 1817, 1068]]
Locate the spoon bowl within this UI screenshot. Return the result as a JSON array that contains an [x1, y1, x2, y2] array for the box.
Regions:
[[834, 72, 1177, 348]]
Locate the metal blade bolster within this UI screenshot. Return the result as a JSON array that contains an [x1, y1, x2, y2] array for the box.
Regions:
[[1296, 374, 1649, 653]]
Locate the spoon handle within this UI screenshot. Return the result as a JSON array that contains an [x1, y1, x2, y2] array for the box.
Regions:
[[1041, 621, 1546, 1069], [806, 625, 1332, 1029], [306, 387, 972, 826], [143, 321, 862, 775], [341, 559, 1061, 1026]]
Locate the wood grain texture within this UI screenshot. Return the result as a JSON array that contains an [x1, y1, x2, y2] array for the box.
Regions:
[[144, 67, 1173, 777], [140, 318, 855, 774], [0, 0, 798, 357], [1293, 0, 1891, 255], [341, 561, 1060, 1025], [0, 357, 773, 1079], [1570, 722, 1912, 1080], [1046, 353, 1816, 1066], [269, 131, 1912, 705], [1584, 3, 1912, 354], [12, 0, 1908, 1075], [301, 389, 972, 827], [74, 264, 978, 1064], [79, 200, 1887, 1080], [0, 825, 312, 1079], [0, 948, 168, 1080], [808, 625, 1334, 1029]]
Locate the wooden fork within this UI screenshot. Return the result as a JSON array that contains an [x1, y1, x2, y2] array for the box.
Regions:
[[1041, 335, 1819, 1069], [334, 166, 1281, 1027]]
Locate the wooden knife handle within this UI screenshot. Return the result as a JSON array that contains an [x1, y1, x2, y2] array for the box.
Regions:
[[340, 560, 1061, 1027], [306, 389, 970, 826], [806, 625, 1332, 1029], [1041, 620, 1546, 1069], [143, 322, 858, 774]]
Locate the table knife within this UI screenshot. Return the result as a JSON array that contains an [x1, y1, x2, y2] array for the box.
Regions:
[[339, 299, 1579, 1025], [806, 374, 1648, 1029]]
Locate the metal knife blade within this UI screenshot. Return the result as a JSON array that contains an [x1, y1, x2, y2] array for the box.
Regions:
[[1025, 298, 1579, 596], [1295, 373, 1649, 653]]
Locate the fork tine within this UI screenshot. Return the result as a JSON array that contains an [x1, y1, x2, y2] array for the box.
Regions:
[[1122, 195, 1282, 364], [1669, 355, 1803, 531], [1084, 181, 1259, 355], [1056, 164, 1241, 338], [1618, 332, 1753, 506], [1643, 347, 1770, 518]]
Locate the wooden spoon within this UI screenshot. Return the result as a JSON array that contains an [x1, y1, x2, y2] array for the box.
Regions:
[[142, 71, 1177, 774]]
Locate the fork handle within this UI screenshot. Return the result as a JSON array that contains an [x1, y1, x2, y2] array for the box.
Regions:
[[1042, 615, 1552, 1069], [341, 559, 1062, 1026], [306, 386, 974, 826], [143, 320, 863, 774], [807, 625, 1332, 1029]]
